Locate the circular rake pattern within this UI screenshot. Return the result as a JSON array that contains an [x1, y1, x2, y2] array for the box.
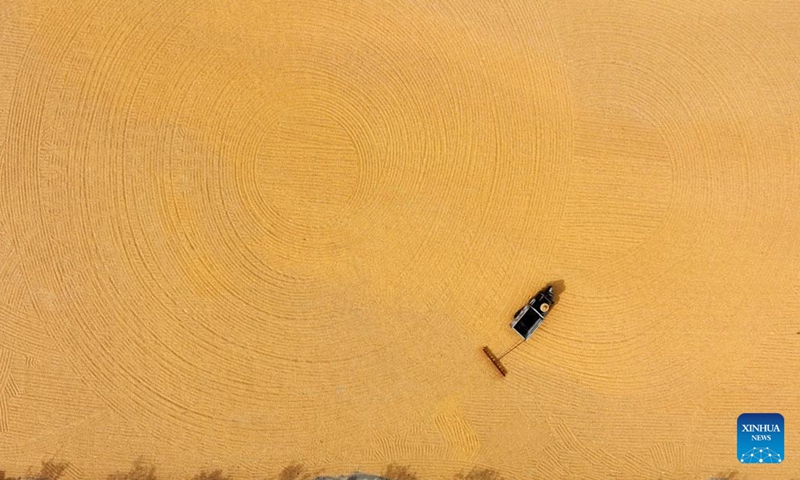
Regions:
[[3, 0, 799, 476], [1, 0, 573, 449]]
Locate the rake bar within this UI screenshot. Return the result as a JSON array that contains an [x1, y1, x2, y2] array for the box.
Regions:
[[482, 346, 508, 377]]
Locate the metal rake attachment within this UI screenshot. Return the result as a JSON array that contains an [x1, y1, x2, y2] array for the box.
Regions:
[[482, 346, 508, 377]]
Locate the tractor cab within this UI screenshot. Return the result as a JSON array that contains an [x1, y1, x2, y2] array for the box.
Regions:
[[510, 285, 555, 340]]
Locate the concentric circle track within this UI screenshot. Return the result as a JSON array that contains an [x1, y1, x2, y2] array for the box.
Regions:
[[1, 0, 799, 478]]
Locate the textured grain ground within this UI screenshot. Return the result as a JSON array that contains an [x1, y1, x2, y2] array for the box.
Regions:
[[1, 0, 799, 478]]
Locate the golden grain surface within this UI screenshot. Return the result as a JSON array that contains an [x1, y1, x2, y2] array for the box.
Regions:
[[1, 0, 799, 478]]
